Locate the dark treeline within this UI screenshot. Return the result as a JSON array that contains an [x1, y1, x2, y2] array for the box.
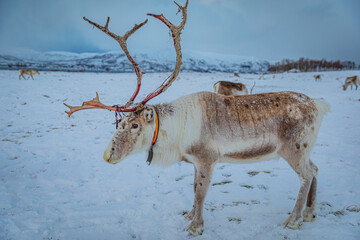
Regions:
[[268, 58, 359, 73]]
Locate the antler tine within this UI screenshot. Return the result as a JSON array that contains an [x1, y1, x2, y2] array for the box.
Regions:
[[83, 16, 148, 109], [250, 81, 256, 94], [64, 92, 114, 117], [141, 0, 188, 105], [64, 92, 138, 117], [336, 78, 344, 87]]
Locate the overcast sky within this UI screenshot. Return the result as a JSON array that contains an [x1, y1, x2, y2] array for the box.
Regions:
[[0, 0, 359, 62]]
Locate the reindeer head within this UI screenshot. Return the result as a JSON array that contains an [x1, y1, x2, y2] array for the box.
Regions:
[[64, 0, 188, 164], [103, 107, 156, 164], [336, 78, 347, 91]]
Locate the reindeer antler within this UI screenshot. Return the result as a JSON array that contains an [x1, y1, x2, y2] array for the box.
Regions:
[[142, 0, 188, 105], [64, 17, 147, 116], [64, 0, 188, 117], [64, 92, 118, 117], [250, 81, 256, 94], [83, 16, 148, 109], [336, 78, 344, 87]]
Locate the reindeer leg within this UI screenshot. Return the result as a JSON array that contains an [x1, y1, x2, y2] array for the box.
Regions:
[[303, 160, 318, 222], [186, 164, 198, 221], [186, 162, 214, 236], [284, 158, 314, 229]]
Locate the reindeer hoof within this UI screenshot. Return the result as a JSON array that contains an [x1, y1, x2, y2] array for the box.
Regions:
[[186, 221, 204, 236], [284, 216, 302, 230], [303, 208, 316, 222]]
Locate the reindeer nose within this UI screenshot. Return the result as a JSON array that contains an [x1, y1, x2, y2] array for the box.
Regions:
[[103, 148, 112, 163]]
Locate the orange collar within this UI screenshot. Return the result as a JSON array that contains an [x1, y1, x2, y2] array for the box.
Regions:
[[146, 110, 159, 165], [152, 110, 159, 144]]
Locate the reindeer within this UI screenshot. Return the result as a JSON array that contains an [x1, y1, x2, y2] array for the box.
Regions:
[[64, 0, 330, 236], [313, 74, 321, 81], [213, 81, 249, 96], [19, 69, 40, 80], [342, 76, 359, 90]]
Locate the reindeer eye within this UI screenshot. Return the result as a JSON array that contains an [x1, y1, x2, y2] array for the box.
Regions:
[[132, 124, 138, 129]]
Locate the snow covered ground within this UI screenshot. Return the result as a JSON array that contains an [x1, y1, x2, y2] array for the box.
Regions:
[[0, 69, 359, 240]]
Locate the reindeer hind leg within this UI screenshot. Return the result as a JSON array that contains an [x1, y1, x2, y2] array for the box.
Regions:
[[303, 160, 318, 222], [280, 147, 315, 229], [186, 164, 198, 221]]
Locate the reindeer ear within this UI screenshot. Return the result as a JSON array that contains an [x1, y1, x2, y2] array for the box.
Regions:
[[143, 108, 154, 122]]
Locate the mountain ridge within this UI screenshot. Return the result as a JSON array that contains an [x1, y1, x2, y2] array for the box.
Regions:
[[0, 50, 270, 73]]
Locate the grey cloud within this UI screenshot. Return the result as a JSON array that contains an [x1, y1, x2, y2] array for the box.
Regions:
[[0, 0, 359, 63]]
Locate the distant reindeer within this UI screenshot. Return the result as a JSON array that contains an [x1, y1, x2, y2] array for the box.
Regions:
[[213, 81, 249, 96], [234, 73, 240, 77], [65, 0, 330, 236], [342, 76, 359, 91], [19, 69, 40, 80], [313, 74, 321, 81]]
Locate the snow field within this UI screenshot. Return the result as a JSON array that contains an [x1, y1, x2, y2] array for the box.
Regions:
[[0, 70, 359, 239]]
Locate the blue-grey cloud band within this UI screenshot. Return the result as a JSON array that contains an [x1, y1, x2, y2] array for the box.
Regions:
[[0, 0, 359, 62]]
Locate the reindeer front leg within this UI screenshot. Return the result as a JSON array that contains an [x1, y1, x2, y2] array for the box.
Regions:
[[186, 162, 214, 236]]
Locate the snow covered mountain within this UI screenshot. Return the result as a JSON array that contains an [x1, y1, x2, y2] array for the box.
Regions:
[[0, 50, 270, 73]]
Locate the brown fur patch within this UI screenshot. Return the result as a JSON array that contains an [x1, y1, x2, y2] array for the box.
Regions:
[[198, 91, 317, 142], [161, 129, 168, 138], [225, 144, 276, 159], [214, 81, 247, 96], [181, 156, 191, 163], [186, 143, 217, 162], [217, 81, 244, 90], [153, 103, 174, 117]]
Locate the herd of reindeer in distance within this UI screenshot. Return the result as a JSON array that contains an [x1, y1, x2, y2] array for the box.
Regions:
[[17, 65, 360, 93]]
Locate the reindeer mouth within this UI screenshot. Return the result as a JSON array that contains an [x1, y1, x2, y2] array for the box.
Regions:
[[103, 148, 124, 164], [103, 149, 114, 164]]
